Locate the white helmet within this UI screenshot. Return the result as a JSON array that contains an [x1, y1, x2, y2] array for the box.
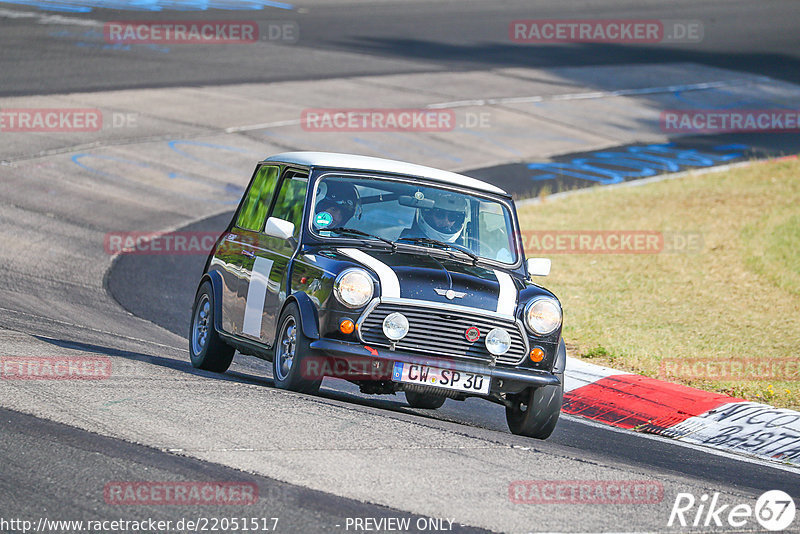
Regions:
[[417, 191, 468, 243]]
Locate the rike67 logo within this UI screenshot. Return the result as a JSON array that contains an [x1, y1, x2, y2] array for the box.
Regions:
[[668, 490, 796, 531]]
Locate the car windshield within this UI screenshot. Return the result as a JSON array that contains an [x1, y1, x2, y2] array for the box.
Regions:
[[310, 174, 518, 265]]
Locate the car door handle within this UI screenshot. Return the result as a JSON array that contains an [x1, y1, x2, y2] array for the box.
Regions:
[[242, 250, 255, 258]]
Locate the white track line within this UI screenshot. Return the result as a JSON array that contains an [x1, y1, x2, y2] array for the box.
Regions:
[[0, 7, 103, 27], [427, 78, 769, 109]]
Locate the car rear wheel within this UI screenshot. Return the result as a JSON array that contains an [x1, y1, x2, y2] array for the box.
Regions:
[[189, 282, 234, 372], [505, 383, 563, 439], [404, 390, 447, 409], [273, 302, 322, 394]]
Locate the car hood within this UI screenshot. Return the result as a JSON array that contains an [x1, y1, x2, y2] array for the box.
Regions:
[[327, 247, 521, 316]]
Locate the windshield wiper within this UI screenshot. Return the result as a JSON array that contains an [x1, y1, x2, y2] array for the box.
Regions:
[[325, 227, 397, 251], [397, 236, 480, 266]]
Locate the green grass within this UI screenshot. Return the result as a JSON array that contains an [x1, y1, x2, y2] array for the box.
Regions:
[[517, 157, 800, 409]]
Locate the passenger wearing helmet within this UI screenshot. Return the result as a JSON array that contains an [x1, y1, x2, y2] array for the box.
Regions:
[[400, 190, 469, 243], [314, 181, 360, 230]]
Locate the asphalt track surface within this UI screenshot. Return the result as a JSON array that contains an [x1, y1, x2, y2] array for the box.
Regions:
[[1, 407, 484, 533], [2, 0, 800, 96], [2, 1, 800, 533]]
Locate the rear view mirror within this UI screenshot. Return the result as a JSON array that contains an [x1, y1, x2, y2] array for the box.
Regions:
[[527, 257, 551, 277], [264, 217, 295, 240], [398, 195, 434, 209]]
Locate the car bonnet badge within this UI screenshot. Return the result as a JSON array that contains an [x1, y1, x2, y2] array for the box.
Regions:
[[464, 326, 481, 342], [434, 288, 466, 300]]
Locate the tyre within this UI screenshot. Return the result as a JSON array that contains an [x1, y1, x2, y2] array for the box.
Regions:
[[405, 390, 447, 409], [273, 302, 322, 394], [189, 281, 235, 372], [505, 383, 563, 439]]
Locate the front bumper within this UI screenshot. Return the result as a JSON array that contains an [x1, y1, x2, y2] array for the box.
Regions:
[[309, 338, 560, 394]]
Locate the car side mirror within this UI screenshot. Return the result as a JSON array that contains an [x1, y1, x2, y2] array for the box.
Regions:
[[527, 257, 551, 277], [264, 217, 295, 241]]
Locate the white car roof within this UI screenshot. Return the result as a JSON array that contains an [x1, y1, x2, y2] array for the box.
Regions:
[[264, 152, 507, 195]]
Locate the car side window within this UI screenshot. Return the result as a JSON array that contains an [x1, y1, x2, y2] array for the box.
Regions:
[[270, 171, 308, 239], [237, 165, 280, 231]]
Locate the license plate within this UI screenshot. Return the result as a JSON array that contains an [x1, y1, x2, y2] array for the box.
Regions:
[[391, 362, 490, 394]]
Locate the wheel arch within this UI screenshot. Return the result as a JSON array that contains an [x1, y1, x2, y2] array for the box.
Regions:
[[198, 271, 225, 334], [281, 291, 320, 340]]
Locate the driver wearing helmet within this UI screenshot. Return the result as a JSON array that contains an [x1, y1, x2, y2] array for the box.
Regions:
[[400, 190, 468, 243], [314, 181, 360, 229]]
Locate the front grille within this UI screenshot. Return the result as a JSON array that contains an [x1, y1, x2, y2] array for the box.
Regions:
[[358, 301, 527, 366]]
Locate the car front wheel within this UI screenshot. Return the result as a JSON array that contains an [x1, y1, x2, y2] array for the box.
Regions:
[[272, 302, 322, 394], [505, 383, 563, 439], [189, 281, 235, 372]]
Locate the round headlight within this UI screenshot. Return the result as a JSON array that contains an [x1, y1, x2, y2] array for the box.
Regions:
[[334, 268, 374, 308], [525, 297, 562, 335], [485, 327, 511, 356], [382, 312, 409, 341]]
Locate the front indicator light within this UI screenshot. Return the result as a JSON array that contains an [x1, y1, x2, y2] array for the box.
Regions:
[[339, 319, 355, 335], [485, 327, 511, 356], [530, 347, 545, 362], [382, 312, 409, 341]]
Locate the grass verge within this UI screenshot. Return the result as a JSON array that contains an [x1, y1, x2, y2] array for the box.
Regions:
[[517, 157, 800, 410]]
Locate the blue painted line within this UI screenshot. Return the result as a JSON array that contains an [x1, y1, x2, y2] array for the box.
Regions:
[[527, 143, 748, 185], [713, 143, 749, 151], [71, 153, 148, 179]]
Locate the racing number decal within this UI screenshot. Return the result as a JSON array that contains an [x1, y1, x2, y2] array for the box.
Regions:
[[242, 256, 274, 337]]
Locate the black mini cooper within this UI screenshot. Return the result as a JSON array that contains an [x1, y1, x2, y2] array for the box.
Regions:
[[190, 152, 565, 439]]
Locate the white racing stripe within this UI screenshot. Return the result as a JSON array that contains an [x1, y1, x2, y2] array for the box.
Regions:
[[242, 256, 274, 338], [339, 248, 400, 298], [493, 270, 516, 317]]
